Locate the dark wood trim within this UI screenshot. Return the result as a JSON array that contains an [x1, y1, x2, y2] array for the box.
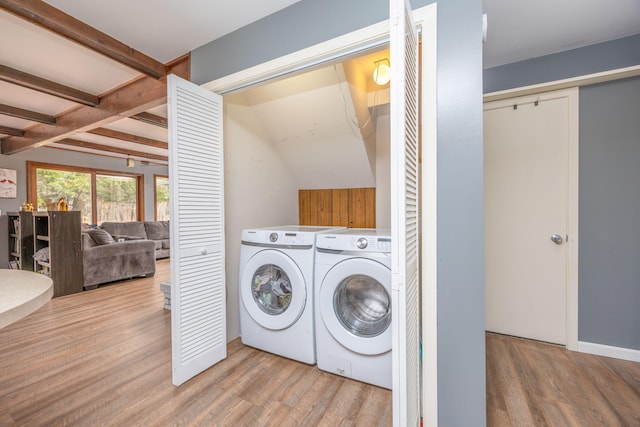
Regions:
[[27, 161, 145, 224], [0, 0, 166, 79], [130, 112, 167, 128], [166, 53, 190, 81], [1, 55, 189, 155], [88, 128, 168, 149], [90, 172, 97, 224], [136, 174, 145, 221], [0, 103, 56, 124], [55, 138, 168, 161], [0, 125, 24, 137], [0, 64, 99, 106]]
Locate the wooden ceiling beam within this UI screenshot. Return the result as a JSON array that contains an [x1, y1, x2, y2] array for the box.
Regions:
[[0, 0, 166, 79], [55, 138, 168, 161], [1, 76, 165, 154], [0, 64, 99, 106], [0, 55, 189, 155], [88, 127, 168, 149], [130, 112, 167, 128], [0, 103, 56, 124], [0, 125, 24, 137]]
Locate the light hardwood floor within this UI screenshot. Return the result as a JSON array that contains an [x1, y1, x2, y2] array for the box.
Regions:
[[1, 262, 638, 426], [0, 260, 392, 426], [487, 332, 640, 426]]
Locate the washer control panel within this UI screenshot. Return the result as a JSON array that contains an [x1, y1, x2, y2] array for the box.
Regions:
[[316, 230, 392, 253]]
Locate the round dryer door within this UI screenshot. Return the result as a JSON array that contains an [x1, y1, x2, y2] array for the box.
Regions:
[[319, 258, 392, 355], [240, 249, 306, 330]]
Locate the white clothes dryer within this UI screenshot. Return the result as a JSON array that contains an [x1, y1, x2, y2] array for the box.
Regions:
[[239, 225, 343, 364], [314, 228, 392, 389]]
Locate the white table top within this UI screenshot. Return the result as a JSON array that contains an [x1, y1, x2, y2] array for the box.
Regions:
[[0, 270, 53, 330]]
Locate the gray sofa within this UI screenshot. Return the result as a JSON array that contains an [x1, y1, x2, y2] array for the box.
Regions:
[[82, 230, 156, 290], [101, 221, 170, 259]]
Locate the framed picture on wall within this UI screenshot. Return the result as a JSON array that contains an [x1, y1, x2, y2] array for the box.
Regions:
[[0, 168, 17, 198]]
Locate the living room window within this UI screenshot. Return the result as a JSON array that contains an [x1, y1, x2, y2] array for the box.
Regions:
[[154, 175, 169, 221], [27, 161, 144, 225]]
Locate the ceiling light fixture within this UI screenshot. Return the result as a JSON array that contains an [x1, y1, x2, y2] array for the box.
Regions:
[[373, 58, 391, 86], [126, 157, 135, 168]]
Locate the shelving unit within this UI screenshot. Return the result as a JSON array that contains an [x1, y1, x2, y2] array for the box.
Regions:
[[7, 211, 34, 271], [32, 211, 83, 297]]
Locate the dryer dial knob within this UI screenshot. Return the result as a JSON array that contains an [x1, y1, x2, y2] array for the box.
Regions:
[[356, 237, 368, 249], [269, 232, 278, 242]]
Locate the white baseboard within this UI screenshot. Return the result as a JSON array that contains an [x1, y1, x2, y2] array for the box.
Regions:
[[578, 341, 640, 363]]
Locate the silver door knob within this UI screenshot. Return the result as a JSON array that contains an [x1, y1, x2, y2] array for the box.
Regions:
[[550, 234, 564, 245]]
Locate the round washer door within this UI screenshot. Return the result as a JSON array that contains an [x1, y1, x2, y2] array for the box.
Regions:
[[240, 249, 306, 331], [319, 258, 391, 355]]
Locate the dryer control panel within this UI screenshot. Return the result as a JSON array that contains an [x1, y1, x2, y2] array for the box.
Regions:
[[316, 229, 392, 253]]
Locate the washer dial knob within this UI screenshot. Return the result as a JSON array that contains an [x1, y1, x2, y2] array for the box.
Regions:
[[356, 237, 368, 249], [269, 232, 278, 242]]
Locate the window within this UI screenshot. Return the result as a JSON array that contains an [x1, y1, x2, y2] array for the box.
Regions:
[[28, 162, 143, 225], [96, 174, 139, 223], [154, 175, 169, 221]]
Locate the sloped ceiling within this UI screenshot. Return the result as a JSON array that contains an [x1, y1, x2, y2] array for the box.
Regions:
[[226, 51, 391, 190]]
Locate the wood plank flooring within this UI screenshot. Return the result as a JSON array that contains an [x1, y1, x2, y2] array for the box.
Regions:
[[2, 262, 639, 426], [0, 260, 392, 426], [487, 332, 640, 426]]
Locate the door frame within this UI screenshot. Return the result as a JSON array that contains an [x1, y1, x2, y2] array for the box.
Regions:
[[483, 87, 579, 351], [201, 4, 438, 424]]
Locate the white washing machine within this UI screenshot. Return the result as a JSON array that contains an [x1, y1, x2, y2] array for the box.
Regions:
[[314, 228, 392, 389], [239, 225, 343, 364]]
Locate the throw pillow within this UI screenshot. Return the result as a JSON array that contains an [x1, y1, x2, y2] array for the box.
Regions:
[[88, 229, 115, 245]]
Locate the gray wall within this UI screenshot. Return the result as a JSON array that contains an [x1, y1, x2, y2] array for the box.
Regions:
[[436, 1, 485, 426], [191, 0, 486, 425], [484, 34, 640, 94], [0, 147, 168, 266], [579, 76, 640, 350], [484, 37, 640, 351]]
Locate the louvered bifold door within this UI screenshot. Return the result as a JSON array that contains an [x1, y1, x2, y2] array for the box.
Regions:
[[168, 74, 226, 386], [390, 0, 420, 425]]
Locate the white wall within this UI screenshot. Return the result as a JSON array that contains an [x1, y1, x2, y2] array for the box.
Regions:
[[375, 110, 391, 228], [223, 93, 299, 340]]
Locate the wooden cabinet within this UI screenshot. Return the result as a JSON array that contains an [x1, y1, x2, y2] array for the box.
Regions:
[[298, 188, 376, 228], [33, 211, 83, 297], [7, 211, 34, 271]]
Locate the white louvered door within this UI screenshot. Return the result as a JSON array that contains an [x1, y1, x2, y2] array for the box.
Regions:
[[167, 74, 226, 386], [390, 0, 420, 425]]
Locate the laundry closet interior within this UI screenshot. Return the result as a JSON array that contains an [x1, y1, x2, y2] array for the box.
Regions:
[[223, 45, 393, 342]]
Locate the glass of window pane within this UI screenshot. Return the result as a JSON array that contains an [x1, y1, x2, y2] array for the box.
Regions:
[[96, 175, 138, 223], [155, 176, 169, 221], [36, 169, 92, 223]]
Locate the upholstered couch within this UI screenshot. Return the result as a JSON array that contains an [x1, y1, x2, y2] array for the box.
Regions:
[[101, 221, 170, 259], [82, 230, 156, 290]]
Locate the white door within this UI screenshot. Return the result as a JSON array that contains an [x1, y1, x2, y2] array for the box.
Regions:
[[484, 89, 577, 345], [390, 0, 420, 425], [168, 74, 226, 386], [319, 258, 392, 355], [239, 249, 305, 330]]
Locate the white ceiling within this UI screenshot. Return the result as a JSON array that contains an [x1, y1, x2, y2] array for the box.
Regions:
[[44, 0, 302, 63], [483, 0, 640, 68], [41, 0, 640, 69]]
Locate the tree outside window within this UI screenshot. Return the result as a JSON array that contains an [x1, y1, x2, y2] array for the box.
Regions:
[[155, 175, 169, 221], [29, 162, 143, 225]]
